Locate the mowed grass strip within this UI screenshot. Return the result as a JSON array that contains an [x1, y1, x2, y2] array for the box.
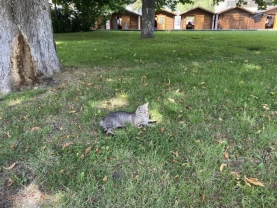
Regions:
[[0, 30, 277, 207]]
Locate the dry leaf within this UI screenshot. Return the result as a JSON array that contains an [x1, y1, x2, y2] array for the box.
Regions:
[[103, 176, 108, 182], [7, 132, 11, 138], [141, 76, 148, 86], [134, 175, 139, 180], [160, 127, 165, 133], [219, 163, 227, 172], [85, 146, 92, 155], [244, 176, 252, 187], [59, 169, 64, 173], [40, 194, 45, 200], [62, 142, 72, 149], [244, 176, 265, 187], [256, 130, 262, 134], [230, 171, 240, 179], [10, 144, 15, 150], [195, 140, 201, 143], [172, 159, 178, 164], [31, 127, 40, 132], [171, 151, 179, 157], [7, 178, 14, 187], [168, 98, 175, 103], [3, 162, 17, 170], [201, 194, 205, 202], [223, 152, 229, 159], [95, 147, 99, 154]]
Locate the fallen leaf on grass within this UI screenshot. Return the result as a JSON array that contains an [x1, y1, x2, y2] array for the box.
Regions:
[[244, 176, 265, 187], [219, 163, 227, 172], [31, 127, 40, 132], [95, 147, 99, 154], [201, 194, 205, 202], [141, 76, 148, 86], [168, 98, 175, 103], [103, 176, 108, 182], [7, 132, 11, 138], [256, 129, 262, 134], [171, 151, 179, 157], [160, 127, 165, 133], [85, 82, 93, 86], [134, 175, 139, 180], [62, 142, 73, 149], [3, 162, 17, 170], [10, 144, 15, 150], [85, 146, 92, 155], [230, 171, 240, 179], [223, 152, 229, 159], [7, 178, 14, 187]]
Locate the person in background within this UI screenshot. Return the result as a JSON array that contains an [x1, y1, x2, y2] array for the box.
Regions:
[[154, 16, 157, 30]]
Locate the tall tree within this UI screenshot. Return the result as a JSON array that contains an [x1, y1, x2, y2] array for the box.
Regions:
[[0, 0, 60, 94], [141, 0, 156, 38]]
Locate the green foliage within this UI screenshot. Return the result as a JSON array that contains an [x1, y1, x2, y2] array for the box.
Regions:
[[50, 0, 136, 32]]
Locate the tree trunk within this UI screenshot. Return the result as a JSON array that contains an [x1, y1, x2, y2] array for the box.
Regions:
[[0, 0, 60, 94], [141, 0, 155, 38]]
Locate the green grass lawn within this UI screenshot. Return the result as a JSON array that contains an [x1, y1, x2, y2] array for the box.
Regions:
[[1, 30, 277, 207]]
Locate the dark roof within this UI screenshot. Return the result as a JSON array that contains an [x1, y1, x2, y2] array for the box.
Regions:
[[217, 6, 255, 14], [180, 6, 215, 16], [264, 5, 277, 13], [112, 9, 141, 16], [156, 8, 177, 16]]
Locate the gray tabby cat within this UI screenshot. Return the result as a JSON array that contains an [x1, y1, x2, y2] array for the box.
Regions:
[[100, 103, 153, 134]]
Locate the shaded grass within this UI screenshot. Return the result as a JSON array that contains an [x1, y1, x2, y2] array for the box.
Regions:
[[1, 30, 277, 207]]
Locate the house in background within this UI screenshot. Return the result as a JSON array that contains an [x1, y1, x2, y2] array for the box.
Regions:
[[180, 7, 216, 30], [110, 9, 141, 30], [217, 7, 254, 29], [155, 9, 176, 30], [264, 6, 277, 29], [248, 12, 267, 29]]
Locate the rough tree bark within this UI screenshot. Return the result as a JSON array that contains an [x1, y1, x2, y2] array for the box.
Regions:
[[141, 0, 155, 38], [0, 0, 60, 94]]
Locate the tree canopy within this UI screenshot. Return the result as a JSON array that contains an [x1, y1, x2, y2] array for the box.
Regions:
[[51, 0, 136, 32]]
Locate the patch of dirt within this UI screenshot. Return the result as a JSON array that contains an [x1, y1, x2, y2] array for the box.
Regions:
[[0, 163, 36, 208], [13, 183, 44, 208]]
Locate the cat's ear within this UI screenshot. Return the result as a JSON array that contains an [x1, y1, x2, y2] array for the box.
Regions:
[[144, 103, 149, 107]]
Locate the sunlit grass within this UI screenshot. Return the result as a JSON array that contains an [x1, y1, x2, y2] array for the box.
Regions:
[[1, 30, 277, 207]]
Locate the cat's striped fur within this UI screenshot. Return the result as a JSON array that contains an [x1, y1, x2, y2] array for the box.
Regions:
[[100, 103, 150, 134]]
